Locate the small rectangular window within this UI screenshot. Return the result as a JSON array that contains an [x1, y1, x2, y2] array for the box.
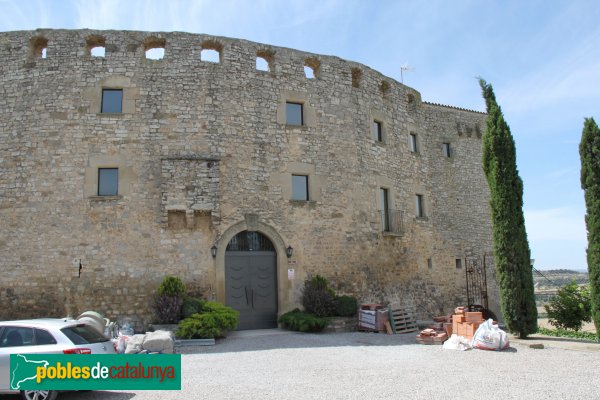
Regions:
[[427, 258, 433, 269], [410, 133, 418, 153], [442, 142, 451, 157], [416, 194, 425, 218], [292, 175, 309, 200], [98, 168, 118, 196], [456, 258, 463, 269], [101, 89, 123, 113], [286, 102, 303, 126], [372, 120, 383, 142], [380, 187, 390, 232]]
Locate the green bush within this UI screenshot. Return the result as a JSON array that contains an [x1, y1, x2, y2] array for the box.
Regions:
[[176, 301, 238, 339], [545, 281, 591, 331], [278, 309, 328, 332], [537, 327, 597, 341], [157, 276, 186, 297], [181, 297, 206, 319], [335, 295, 358, 317], [302, 275, 336, 317]]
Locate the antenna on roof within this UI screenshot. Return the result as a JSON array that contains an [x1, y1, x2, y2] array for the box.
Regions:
[[400, 62, 415, 84]]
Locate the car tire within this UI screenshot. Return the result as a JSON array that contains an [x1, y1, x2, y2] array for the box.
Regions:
[[20, 390, 58, 400]]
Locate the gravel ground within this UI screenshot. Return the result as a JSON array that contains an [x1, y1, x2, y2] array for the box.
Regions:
[[20, 330, 600, 400]]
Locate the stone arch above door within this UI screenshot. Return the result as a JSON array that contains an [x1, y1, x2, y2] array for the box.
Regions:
[[214, 220, 291, 314]]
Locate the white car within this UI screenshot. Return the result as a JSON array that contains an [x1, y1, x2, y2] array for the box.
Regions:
[[0, 318, 116, 400]]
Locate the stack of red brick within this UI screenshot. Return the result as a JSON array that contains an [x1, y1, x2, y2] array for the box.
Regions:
[[451, 307, 484, 340], [416, 328, 448, 345]]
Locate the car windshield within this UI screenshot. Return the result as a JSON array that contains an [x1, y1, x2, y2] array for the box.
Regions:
[[61, 324, 107, 344]]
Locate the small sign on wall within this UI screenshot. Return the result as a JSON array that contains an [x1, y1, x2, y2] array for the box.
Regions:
[[287, 268, 295, 280]]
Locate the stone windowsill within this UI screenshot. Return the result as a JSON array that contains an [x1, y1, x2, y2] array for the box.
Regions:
[[382, 231, 403, 238], [415, 216, 429, 222], [289, 200, 317, 206], [96, 112, 125, 117], [284, 124, 309, 130], [88, 195, 123, 202]]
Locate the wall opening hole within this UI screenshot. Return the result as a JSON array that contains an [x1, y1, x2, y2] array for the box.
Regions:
[[256, 56, 269, 71], [143, 37, 166, 60], [86, 35, 106, 57], [201, 49, 220, 63], [30, 36, 48, 59], [304, 57, 321, 79], [351, 67, 362, 88]]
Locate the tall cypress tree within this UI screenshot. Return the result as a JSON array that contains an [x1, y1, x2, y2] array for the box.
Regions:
[[479, 79, 537, 338], [580, 117, 600, 339]]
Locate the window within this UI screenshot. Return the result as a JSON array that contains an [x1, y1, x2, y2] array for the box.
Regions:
[[292, 175, 309, 200], [442, 142, 451, 157], [410, 133, 418, 153], [101, 89, 123, 113], [0, 327, 33, 347], [98, 168, 118, 196], [61, 325, 108, 344], [86, 35, 106, 57], [35, 329, 57, 345], [427, 258, 433, 269], [144, 37, 166, 60], [372, 120, 383, 142], [286, 102, 303, 126], [380, 188, 390, 231], [416, 194, 425, 218], [456, 258, 463, 269]]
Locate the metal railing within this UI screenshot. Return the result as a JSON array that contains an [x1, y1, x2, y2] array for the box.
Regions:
[[379, 209, 404, 235]]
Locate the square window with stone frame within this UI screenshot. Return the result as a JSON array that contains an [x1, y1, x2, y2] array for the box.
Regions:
[[372, 120, 383, 142], [291, 175, 309, 201], [286, 102, 303, 126], [101, 89, 123, 113], [98, 168, 118, 196]]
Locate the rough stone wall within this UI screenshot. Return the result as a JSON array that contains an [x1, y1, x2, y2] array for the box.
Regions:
[[0, 29, 497, 328]]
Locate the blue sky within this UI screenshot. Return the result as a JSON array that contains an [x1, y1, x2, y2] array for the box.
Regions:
[[1, 0, 598, 271]]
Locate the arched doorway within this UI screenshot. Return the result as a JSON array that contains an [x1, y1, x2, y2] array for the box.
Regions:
[[225, 231, 278, 330]]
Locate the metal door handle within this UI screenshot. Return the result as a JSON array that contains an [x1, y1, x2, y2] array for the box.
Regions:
[[251, 289, 255, 309], [244, 287, 249, 305]]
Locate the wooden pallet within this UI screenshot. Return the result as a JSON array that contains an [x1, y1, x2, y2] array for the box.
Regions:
[[388, 308, 418, 334]]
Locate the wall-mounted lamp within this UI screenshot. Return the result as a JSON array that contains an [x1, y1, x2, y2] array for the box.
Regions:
[[211, 245, 218, 258], [286, 245, 294, 258]]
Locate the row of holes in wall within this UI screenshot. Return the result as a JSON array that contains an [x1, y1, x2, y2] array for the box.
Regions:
[[28, 36, 399, 92]]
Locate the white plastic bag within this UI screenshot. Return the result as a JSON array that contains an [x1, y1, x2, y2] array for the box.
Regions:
[[471, 319, 510, 351], [442, 334, 473, 351]]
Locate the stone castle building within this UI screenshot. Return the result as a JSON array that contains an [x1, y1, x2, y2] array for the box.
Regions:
[[0, 29, 499, 329]]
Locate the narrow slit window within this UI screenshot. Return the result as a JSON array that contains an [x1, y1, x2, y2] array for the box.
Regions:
[[380, 187, 390, 232], [292, 175, 309, 201], [98, 168, 118, 196], [101, 89, 123, 113], [416, 194, 425, 218], [286, 102, 303, 126], [41, 48, 47, 59], [442, 142, 451, 157], [456, 259, 463, 269], [372, 120, 383, 142], [410, 133, 418, 153]]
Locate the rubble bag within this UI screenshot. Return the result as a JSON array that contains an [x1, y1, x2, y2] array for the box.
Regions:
[[471, 319, 510, 351]]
